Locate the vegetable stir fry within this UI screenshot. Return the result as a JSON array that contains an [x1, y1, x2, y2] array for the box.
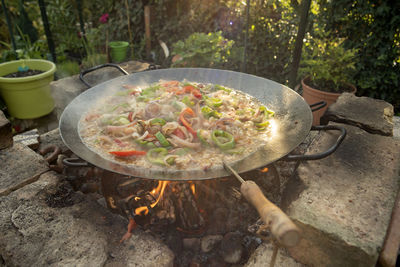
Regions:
[[79, 80, 275, 170]]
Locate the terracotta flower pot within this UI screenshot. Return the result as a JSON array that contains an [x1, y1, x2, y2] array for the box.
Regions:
[[301, 76, 356, 125]]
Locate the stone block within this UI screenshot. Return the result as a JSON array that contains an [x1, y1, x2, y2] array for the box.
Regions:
[[13, 128, 39, 149], [38, 128, 70, 154], [379, 189, 400, 267], [0, 143, 49, 196], [80, 61, 150, 88], [245, 242, 305, 267], [321, 93, 394, 136], [50, 75, 87, 119], [0, 171, 174, 267], [282, 122, 400, 267], [51, 61, 151, 120], [393, 116, 400, 140], [0, 111, 12, 150]]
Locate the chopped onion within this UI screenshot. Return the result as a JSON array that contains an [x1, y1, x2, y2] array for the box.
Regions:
[[136, 130, 149, 140], [162, 121, 180, 136], [168, 135, 201, 149]]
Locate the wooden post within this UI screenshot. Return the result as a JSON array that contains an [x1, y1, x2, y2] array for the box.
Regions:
[[125, 0, 134, 60], [242, 0, 251, 73], [144, 5, 151, 59], [288, 0, 311, 89]]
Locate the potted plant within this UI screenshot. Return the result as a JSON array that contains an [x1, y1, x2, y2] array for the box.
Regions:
[[299, 37, 358, 125], [109, 41, 129, 63], [0, 59, 56, 119]]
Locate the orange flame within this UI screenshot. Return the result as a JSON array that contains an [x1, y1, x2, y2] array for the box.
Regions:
[[190, 183, 196, 195], [150, 181, 169, 208], [135, 206, 149, 215], [134, 181, 169, 216]]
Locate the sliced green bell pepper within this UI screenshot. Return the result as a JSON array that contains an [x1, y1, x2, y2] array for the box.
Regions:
[[135, 139, 156, 149], [141, 85, 160, 96], [214, 84, 231, 93], [146, 147, 168, 165], [255, 120, 270, 129], [259, 106, 275, 118], [182, 95, 195, 107], [155, 131, 170, 147], [201, 106, 221, 119], [150, 118, 166, 126], [136, 95, 150, 102], [211, 130, 235, 150], [166, 157, 175, 165], [204, 96, 223, 108]]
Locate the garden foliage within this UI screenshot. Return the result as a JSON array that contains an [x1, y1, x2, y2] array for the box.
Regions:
[[0, 0, 398, 111], [171, 32, 236, 68], [299, 33, 358, 92], [318, 0, 400, 111]]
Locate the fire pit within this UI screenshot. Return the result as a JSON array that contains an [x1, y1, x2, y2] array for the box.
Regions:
[[57, 65, 346, 265], [2, 62, 398, 267], [59, 158, 273, 265]]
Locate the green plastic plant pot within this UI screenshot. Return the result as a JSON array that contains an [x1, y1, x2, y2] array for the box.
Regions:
[[0, 59, 56, 119], [109, 41, 129, 62]]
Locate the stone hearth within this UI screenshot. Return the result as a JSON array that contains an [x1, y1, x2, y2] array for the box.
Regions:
[[1, 62, 399, 266]]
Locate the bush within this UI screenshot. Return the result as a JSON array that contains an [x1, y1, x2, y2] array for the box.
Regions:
[[81, 54, 107, 69], [318, 0, 400, 112], [55, 60, 80, 79], [299, 34, 358, 92], [244, 0, 299, 85], [171, 32, 236, 68]]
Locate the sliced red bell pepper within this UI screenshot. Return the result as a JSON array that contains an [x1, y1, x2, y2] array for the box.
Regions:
[[109, 150, 147, 156], [167, 85, 202, 98], [191, 88, 202, 99], [162, 80, 180, 87], [179, 107, 197, 136], [129, 90, 141, 96], [183, 85, 202, 99], [183, 85, 194, 93], [128, 111, 134, 122], [165, 86, 182, 94]]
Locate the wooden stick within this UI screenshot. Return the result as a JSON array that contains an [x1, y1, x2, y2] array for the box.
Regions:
[[223, 162, 301, 247], [241, 180, 301, 247], [270, 242, 279, 267], [223, 162, 245, 183]]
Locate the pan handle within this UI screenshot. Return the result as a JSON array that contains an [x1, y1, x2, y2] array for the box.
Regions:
[[310, 101, 327, 112], [284, 124, 346, 161], [63, 157, 89, 167], [79, 63, 129, 88]]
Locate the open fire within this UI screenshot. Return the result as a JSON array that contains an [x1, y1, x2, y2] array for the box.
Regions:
[[133, 180, 169, 216], [62, 159, 281, 266]]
